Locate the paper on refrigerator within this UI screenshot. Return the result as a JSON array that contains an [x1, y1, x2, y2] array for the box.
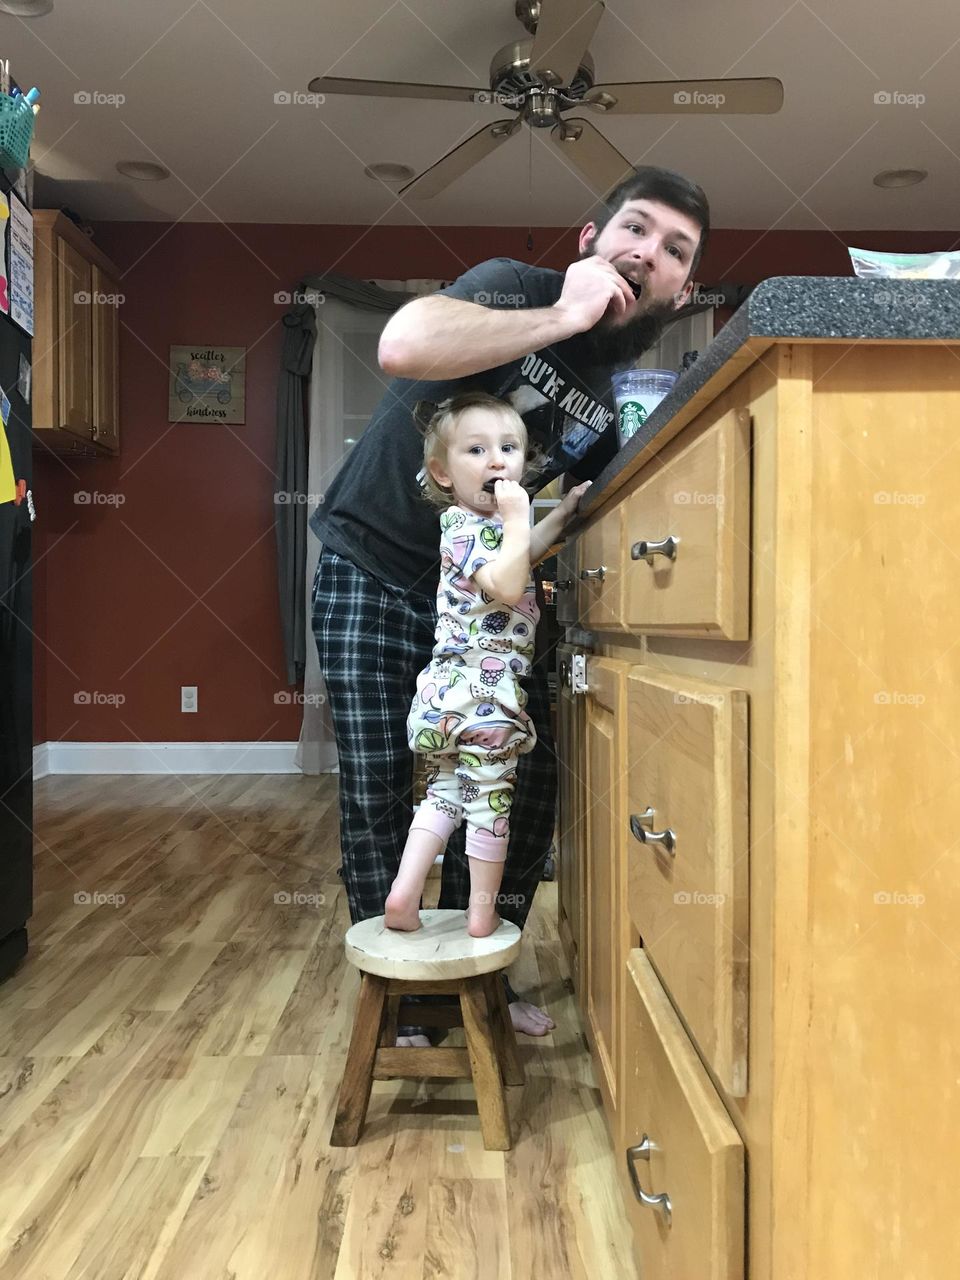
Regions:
[[8, 193, 33, 335]]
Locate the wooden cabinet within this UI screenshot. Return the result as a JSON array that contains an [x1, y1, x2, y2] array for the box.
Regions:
[[33, 210, 122, 455], [557, 334, 960, 1278], [556, 645, 583, 989], [55, 238, 92, 438], [91, 263, 120, 452], [580, 657, 629, 1127]]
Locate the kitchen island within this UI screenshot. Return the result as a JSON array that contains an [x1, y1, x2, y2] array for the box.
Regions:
[[555, 276, 960, 1280]]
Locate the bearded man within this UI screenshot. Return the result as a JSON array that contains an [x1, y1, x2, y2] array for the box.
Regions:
[[311, 166, 710, 1044]]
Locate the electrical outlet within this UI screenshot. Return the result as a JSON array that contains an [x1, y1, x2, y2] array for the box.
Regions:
[[181, 685, 198, 713]]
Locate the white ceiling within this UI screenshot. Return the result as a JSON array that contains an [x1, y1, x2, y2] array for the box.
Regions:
[[3, 0, 957, 229]]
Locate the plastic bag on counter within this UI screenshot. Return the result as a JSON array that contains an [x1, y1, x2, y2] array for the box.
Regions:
[[848, 247, 960, 279]]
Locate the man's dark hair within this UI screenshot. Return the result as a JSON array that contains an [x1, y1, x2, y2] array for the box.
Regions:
[[594, 166, 710, 277]]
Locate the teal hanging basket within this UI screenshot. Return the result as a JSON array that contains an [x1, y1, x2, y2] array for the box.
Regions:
[[0, 93, 36, 170]]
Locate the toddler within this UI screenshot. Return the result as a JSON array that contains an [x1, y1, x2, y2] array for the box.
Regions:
[[384, 390, 589, 937]]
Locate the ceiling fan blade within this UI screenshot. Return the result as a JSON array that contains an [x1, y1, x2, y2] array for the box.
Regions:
[[400, 119, 522, 199], [550, 117, 635, 195], [307, 75, 494, 105], [582, 76, 784, 115], [529, 0, 604, 87]]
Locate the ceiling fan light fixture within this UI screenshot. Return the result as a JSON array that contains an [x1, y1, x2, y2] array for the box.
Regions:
[[873, 168, 927, 189], [116, 160, 170, 181], [364, 163, 416, 183], [310, 0, 782, 199]]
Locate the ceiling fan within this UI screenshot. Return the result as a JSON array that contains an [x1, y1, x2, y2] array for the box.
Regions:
[[309, 0, 783, 199]]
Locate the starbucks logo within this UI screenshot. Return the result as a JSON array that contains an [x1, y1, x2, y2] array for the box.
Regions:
[[618, 399, 647, 440]]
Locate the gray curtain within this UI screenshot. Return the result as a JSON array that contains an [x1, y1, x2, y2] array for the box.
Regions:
[[274, 273, 416, 685]]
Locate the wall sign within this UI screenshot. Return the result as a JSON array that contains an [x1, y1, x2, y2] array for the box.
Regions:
[[168, 345, 246, 424]]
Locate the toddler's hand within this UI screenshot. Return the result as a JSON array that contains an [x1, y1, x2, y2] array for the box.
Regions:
[[559, 480, 592, 524], [494, 479, 530, 525]]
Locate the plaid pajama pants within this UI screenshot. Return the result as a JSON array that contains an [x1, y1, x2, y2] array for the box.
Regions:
[[311, 547, 557, 932]]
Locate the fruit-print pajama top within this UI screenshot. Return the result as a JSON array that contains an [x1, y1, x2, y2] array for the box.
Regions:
[[407, 505, 539, 765]]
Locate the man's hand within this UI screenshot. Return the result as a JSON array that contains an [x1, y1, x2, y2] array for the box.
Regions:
[[553, 257, 636, 333], [494, 479, 531, 526]]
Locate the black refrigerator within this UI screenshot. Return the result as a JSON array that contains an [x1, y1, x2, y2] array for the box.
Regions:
[[0, 170, 33, 981]]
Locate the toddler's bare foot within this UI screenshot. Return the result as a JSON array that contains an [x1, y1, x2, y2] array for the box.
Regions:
[[384, 888, 422, 932], [466, 904, 501, 938]]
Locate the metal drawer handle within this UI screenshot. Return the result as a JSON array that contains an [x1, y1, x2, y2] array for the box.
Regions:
[[579, 565, 606, 581], [629, 810, 677, 857], [631, 536, 679, 564], [626, 1136, 672, 1226]]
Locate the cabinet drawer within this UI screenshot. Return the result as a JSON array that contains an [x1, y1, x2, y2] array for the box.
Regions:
[[577, 503, 623, 629], [621, 949, 744, 1280], [626, 669, 749, 1096], [620, 408, 751, 639]]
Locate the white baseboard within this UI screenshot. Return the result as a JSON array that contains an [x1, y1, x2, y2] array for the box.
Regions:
[[35, 741, 306, 775]]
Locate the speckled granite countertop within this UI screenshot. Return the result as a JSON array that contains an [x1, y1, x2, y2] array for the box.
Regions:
[[579, 275, 960, 516]]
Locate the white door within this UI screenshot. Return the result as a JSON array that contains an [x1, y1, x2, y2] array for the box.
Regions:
[[301, 298, 393, 773]]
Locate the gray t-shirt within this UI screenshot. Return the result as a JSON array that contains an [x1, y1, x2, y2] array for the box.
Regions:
[[311, 257, 621, 597]]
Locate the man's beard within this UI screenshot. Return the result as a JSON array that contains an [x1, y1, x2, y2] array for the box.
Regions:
[[577, 243, 682, 368]]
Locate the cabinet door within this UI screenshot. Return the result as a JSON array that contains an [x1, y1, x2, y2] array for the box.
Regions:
[[56, 238, 93, 439], [620, 949, 744, 1280], [582, 657, 628, 1124], [626, 668, 750, 1096], [556, 648, 583, 986], [92, 266, 120, 452]]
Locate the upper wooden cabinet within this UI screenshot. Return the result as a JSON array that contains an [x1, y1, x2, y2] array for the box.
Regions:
[[91, 263, 120, 452], [33, 210, 122, 455]]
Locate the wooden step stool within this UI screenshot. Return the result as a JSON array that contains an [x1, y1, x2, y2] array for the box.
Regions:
[[330, 909, 526, 1151]]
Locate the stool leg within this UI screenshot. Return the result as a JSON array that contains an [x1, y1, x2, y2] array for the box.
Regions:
[[331, 972, 387, 1146], [483, 973, 525, 1087], [460, 977, 511, 1151], [379, 994, 399, 1048]]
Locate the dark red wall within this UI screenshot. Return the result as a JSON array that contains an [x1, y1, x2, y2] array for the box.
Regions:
[[31, 220, 956, 743]]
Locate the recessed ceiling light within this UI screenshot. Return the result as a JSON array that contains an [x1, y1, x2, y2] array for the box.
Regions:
[[116, 160, 170, 182], [873, 168, 927, 189], [0, 1, 53, 15], [364, 163, 415, 183]]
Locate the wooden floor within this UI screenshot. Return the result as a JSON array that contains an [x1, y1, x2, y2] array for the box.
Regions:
[[0, 774, 638, 1279]]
